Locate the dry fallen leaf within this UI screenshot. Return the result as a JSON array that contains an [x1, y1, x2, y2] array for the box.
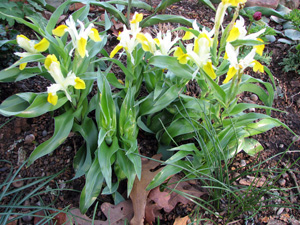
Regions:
[[129, 154, 163, 225], [145, 176, 207, 224], [101, 200, 133, 224], [239, 176, 267, 187], [173, 216, 190, 225]]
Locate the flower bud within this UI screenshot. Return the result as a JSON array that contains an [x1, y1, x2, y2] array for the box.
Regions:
[[253, 12, 262, 21]]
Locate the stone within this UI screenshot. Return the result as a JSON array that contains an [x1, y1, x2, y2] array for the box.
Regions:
[[246, 0, 280, 9], [267, 218, 287, 225], [279, 0, 300, 9]]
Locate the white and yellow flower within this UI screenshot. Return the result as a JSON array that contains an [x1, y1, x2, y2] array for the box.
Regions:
[[214, 0, 247, 33], [154, 31, 180, 56], [45, 54, 85, 105], [15, 35, 49, 70], [226, 16, 266, 43], [52, 16, 101, 58], [110, 12, 143, 63], [136, 32, 158, 54], [223, 42, 264, 84], [174, 31, 216, 79]]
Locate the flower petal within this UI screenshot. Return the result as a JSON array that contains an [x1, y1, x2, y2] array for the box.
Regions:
[[89, 28, 102, 42], [223, 66, 237, 84], [77, 37, 87, 58], [131, 13, 143, 24], [52, 25, 68, 36], [227, 27, 240, 42], [253, 60, 264, 73], [110, 44, 123, 58], [74, 77, 86, 89], [45, 54, 59, 70], [203, 61, 216, 79], [34, 38, 50, 52], [47, 92, 58, 105]]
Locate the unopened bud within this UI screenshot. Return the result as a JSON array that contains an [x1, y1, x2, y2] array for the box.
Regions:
[[253, 12, 262, 21]]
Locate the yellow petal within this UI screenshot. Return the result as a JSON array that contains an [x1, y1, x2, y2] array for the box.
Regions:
[[253, 60, 264, 73], [47, 93, 58, 105], [223, 66, 237, 84], [19, 59, 27, 70], [89, 28, 102, 42], [110, 44, 123, 58], [227, 27, 240, 42], [178, 54, 189, 64], [118, 79, 124, 85], [182, 29, 194, 41], [154, 38, 160, 46], [77, 37, 87, 58], [174, 47, 184, 58], [224, 52, 228, 60], [136, 33, 148, 42], [254, 38, 265, 56], [45, 54, 59, 70], [34, 38, 50, 52], [203, 61, 216, 79], [52, 25, 68, 37], [74, 77, 86, 89], [222, 0, 246, 6], [131, 13, 143, 24], [17, 34, 30, 41]]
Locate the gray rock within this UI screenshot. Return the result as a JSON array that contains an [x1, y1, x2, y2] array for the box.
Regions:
[[279, 0, 300, 9], [246, 0, 280, 9]]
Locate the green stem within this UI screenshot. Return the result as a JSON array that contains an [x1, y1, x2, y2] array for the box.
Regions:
[[127, 0, 132, 28]]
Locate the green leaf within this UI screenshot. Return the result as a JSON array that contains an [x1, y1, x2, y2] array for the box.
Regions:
[[198, 0, 215, 11], [98, 136, 119, 191], [147, 161, 188, 190], [80, 155, 104, 214], [27, 110, 74, 166], [242, 138, 263, 156], [139, 85, 182, 116], [107, 0, 152, 11], [7, 55, 45, 71], [155, 0, 181, 12], [0, 67, 47, 82], [141, 15, 193, 28], [243, 6, 286, 19], [73, 117, 98, 179], [0, 92, 67, 118], [46, 0, 71, 34], [149, 55, 194, 79]]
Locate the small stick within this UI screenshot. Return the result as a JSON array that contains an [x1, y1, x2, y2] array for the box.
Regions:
[[281, 162, 300, 194]]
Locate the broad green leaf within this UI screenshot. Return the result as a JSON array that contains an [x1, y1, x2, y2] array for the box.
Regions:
[[149, 55, 194, 79], [141, 15, 193, 28], [27, 110, 74, 166], [284, 29, 300, 40], [139, 85, 182, 116], [155, 0, 181, 12], [0, 92, 67, 118], [107, 0, 152, 11], [98, 136, 119, 191], [147, 161, 188, 190], [198, 0, 215, 11], [7, 55, 45, 70], [243, 118, 284, 137], [0, 67, 46, 82], [80, 155, 104, 214], [46, 0, 71, 34], [242, 138, 263, 156], [73, 117, 98, 179], [243, 6, 286, 19]]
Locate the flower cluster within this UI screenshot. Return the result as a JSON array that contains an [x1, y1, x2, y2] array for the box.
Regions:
[[15, 17, 103, 105]]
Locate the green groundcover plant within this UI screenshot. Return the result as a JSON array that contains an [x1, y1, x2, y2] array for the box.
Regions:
[[0, 0, 295, 214]]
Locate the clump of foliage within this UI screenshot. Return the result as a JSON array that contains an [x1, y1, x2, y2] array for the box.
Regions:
[[0, 0, 49, 27], [0, 23, 20, 69], [284, 8, 300, 32], [279, 47, 300, 74]]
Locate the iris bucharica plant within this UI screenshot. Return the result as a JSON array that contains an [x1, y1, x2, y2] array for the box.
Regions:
[[0, 0, 295, 216]]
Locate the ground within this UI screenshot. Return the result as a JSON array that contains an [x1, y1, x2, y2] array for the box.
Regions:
[[0, 1, 300, 224]]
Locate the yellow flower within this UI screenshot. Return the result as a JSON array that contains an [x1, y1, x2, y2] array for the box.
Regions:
[[52, 16, 102, 58], [226, 17, 266, 43], [222, 0, 247, 7], [15, 35, 49, 70], [45, 54, 86, 105], [223, 42, 263, 84], [174, 47, 188, 64], [131, 13, 143, 24], [254, 38, 265, 56], [136, 33, 157, 54]]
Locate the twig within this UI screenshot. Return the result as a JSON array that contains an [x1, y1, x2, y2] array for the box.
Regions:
[[281, 162, 300, 194]]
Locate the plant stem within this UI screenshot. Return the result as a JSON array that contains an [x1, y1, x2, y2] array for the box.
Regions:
[[127, 0, 132, 28]]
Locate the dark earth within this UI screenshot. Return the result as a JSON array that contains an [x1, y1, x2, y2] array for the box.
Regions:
[[0, 0, 300, 224]]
